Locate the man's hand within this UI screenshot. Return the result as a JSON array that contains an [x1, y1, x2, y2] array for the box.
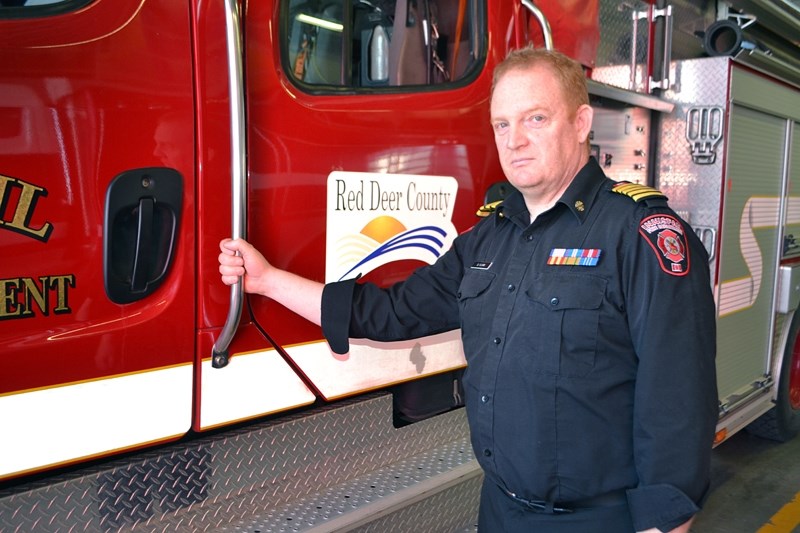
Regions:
[[218, 238, 272, 296], [218, 237, 325, 326]]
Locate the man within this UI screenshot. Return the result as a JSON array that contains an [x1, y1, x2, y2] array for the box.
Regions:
[[219, 47, 718, 532]]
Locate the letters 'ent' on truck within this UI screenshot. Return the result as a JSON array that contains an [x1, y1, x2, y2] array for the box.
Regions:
[[1, 0, 800, 530]]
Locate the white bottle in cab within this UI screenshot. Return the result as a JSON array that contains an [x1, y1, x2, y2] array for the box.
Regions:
[[370, 25, 389, 82]]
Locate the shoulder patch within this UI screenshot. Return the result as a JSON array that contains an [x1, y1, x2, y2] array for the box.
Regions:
[[639, 214, 690, 276], [612, 182, 667, 202], [476, 200, 503, 218]]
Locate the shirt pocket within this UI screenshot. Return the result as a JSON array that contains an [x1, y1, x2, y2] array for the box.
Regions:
[[457, 269, 496, 352], [524, 273, 607, 377]]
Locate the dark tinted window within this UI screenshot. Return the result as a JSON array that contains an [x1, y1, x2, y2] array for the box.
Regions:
[[0, 0, 93, 18], [284, 0, 484, 89]]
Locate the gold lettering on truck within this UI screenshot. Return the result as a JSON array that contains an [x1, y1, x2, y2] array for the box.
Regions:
[[0, 274, 75, 319], [0, 174, 53, 242]]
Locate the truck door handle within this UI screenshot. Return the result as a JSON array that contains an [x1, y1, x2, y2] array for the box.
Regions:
[[131, 197, 154, 292], [104, 168, 183, 304]]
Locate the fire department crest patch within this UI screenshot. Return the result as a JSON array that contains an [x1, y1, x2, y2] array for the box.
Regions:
[[639, 214, 690, 276]]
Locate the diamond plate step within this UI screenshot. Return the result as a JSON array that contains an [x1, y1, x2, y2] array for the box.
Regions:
[[0, 393, 480, 533]]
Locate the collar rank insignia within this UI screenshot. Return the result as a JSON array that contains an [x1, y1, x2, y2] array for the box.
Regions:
[[476, 200, 503, 217], [547, 248, 602, 266], [612, 182, 666, 202]]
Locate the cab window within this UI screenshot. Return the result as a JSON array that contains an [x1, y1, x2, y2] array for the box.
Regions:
[[0, 0, 63, 4], [284, 0, 484, 89], [0, 0, 92, 17]]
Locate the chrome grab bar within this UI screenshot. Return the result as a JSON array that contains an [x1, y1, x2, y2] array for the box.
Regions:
[[649, 5, 673, 91], [212, 0, 247, 369], [521, 0, 553, 50], [628, 5, 673, 92]]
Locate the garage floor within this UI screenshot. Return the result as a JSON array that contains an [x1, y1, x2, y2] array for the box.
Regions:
[[692, 430, 800, 532]]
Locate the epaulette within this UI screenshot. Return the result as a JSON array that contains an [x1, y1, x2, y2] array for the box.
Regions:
[[611, 182, 667, 203], [476, 200, 503, 217]]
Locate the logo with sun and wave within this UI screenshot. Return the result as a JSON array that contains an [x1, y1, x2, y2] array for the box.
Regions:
[[326, 172, 459, 283]]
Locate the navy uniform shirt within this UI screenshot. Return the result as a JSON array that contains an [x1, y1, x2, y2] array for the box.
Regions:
[[322, 157, 718, 531]]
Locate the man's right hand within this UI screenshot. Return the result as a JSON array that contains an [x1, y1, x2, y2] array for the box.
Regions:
[[217, 238, 325, 326], [218, 238, 271, 296]]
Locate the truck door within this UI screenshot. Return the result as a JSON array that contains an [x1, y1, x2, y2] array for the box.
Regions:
[[236, 0, 494, 402], [0, 0, 195, 480]]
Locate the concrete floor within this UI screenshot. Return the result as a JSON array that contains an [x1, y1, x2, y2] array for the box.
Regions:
[[692, 430, 800, 533]]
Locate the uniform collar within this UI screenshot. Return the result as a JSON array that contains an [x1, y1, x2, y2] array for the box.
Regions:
[[556, 156, 607, 223], [496, 157, 607, 227], [495, 190, 530, 229]]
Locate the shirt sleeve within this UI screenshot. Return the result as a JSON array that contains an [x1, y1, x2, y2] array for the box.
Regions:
[[320, 232, 469, 354], [321, 277, 358, 354], [622, 207, 718, 532]]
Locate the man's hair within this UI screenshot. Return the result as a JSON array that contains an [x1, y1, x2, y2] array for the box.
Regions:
[[492, 46, 589, 116]]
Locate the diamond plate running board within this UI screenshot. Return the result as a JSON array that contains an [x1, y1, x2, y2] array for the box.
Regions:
[[0, 393, 480, 532]]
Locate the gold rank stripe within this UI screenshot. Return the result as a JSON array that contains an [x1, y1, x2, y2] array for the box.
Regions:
[[612, 182, 665, 202], [476, 200, 503, 217]]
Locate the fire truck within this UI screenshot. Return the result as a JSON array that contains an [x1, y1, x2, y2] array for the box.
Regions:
[[1, 0, 799, 530]]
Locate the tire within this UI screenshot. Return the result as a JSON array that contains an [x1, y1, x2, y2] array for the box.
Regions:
[[747, 311, 800, 442]]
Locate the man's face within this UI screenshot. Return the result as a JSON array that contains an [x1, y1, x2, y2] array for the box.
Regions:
[[490, 65, 591, 200]]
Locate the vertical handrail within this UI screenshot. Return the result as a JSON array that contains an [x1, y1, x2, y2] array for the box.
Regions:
[[520, 0, 553, 50], [649, 5, 674, 92], [212, 0, 247, 369], [630, 7, 643, 91]]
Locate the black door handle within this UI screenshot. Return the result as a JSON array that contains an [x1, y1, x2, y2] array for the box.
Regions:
[[104, 168, 183, 304], [131, 197, 155, 293]]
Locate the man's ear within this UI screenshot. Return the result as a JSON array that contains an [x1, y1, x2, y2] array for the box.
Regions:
[[575, 104, 594, 144]]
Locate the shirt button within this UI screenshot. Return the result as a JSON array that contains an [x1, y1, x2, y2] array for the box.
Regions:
[[483, 449, 492, 457], [550, 297, 559, 306], [526, 234, 534, 241], [493, 337, 501, 345], [507, 284, 515, 292], [481, 394, 490, 403]]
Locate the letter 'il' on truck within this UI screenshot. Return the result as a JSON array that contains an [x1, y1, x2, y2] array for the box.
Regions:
[[1, 0, 800, 530]]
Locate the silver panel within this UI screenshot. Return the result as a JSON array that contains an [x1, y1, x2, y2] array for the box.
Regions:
[[594, 0, 651, 91], [350, 475, 481, 533], [656, 57, 730, 261], [592, 0, 714, 91], [590, 101, 651, 185], [0, 394, 477, 533], [226, 448, 481, 532]]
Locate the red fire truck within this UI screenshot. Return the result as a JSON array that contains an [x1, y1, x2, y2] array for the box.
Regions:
[[1, 0, 799, 530]]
